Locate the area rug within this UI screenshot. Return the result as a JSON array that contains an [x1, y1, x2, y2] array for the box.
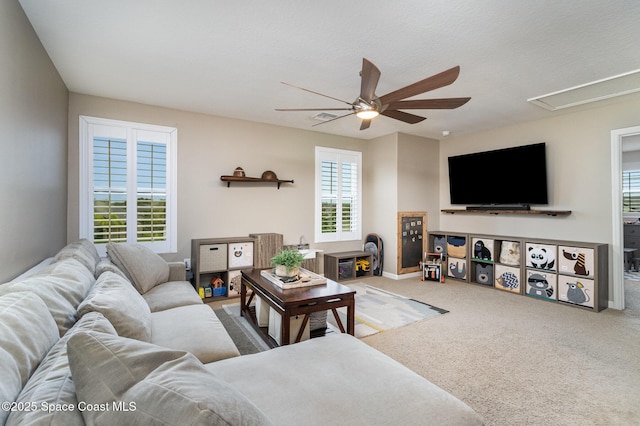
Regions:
[[215, 283, 448, 348], [327, 284, 448, 338], [212, 304, 270, 354]]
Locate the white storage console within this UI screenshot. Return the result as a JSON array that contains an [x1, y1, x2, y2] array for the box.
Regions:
[[428, 231, 608, 312]]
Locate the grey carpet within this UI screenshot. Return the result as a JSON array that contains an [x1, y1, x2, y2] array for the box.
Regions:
[[360, 276, 640, 426]]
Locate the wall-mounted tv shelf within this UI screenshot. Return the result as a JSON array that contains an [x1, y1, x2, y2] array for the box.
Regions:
[[441, 209, 571, 217]]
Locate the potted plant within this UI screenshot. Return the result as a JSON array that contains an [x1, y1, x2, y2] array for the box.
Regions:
[[271, 249, 306, 277]]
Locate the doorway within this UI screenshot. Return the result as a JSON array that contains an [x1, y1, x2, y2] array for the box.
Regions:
[[611, 125, 640, 310]]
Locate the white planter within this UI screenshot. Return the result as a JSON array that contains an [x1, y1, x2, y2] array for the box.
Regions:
[[275, 264, 299, 277]]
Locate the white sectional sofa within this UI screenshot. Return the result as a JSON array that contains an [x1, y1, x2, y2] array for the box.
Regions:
[[0, 240, 483, 425]]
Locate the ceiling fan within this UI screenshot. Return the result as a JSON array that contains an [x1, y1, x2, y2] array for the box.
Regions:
[[276, 58, 471, 130]]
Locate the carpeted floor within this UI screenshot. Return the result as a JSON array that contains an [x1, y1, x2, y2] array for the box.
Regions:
[[208, 277, 640, 425], [359, 276, 640, 426]]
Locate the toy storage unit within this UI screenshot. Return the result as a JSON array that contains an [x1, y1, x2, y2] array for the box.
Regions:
[[428, 231, 608, 312], [191, 237, 256, 301], [324, 251, 374, 281]]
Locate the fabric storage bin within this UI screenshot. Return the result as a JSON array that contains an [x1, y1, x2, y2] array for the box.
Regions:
[[199, 244, 227, 272], [338, 260, 353, 280], [255, 295, 270, 327], [268, 307, 310, 345]]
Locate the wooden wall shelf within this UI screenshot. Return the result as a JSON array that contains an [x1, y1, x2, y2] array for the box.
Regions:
[[220, 175, 294, 189], [441, 209, 571, 217]]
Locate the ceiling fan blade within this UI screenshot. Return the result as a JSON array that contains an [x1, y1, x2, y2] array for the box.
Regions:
[[381, 109, 426, 124], [281, 82, 353, 106], [378, 66, 461, 106], [275, 108, 354, 111], [386, 97, 471, 110], [311, 112, 355, 127], [360, 119, 372, 130], [360, 58, 381, 103]]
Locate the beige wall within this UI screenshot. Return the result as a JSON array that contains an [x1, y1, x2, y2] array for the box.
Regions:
[[363, 132, 440, 276], [439, 95, 640, 241], [0, 0, 68, 282], [438, 94, 640, 298], [68, 93, 372, 266]]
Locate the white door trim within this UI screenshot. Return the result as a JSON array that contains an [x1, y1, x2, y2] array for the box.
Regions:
[[611, 125, 640, 310]]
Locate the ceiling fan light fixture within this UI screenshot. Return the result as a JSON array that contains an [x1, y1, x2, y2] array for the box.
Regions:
[[355, 109, 379, 119]]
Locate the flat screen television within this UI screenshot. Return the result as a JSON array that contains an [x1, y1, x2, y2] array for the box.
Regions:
[[447, 142, 548, 209]]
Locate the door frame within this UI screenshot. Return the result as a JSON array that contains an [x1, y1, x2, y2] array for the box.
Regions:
[[611, 125, 640, 310]]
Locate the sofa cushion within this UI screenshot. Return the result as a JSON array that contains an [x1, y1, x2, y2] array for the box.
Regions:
[[106, 242, 170, 294], [6, 312, 117, 426], [0, 292, 59, 425], [94, 258, 128, 280], [142, 281, 203, 312], [77, 271, 152, 342], [67, 331, 273, 426], [52, 239, 101, 275], [205, 333, 483, 426], [151, 304, 240, 363], [0, 258, 95, 336]]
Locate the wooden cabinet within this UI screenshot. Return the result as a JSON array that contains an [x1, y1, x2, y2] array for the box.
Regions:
[[428, 231, 609, 312], [191, 237, 256, 300], [324, 251, 373, 281]]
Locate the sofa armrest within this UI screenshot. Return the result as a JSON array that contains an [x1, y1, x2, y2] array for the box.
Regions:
[[167, 262, 186, 281]]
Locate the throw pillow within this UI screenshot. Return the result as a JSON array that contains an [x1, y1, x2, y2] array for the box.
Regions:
[[52, 239, 101, 276], [94, 259, 128, 280], [67, 331, 273, 426], [1, 258, 96, 336], [106, 242, 170, 294], [6, 312, 116, 426], [0, 292, 59, 425], [77, 271, 152, 342]]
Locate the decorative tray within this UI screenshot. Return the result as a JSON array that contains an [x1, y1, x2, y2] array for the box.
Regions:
[[260, 268, 327, 289]]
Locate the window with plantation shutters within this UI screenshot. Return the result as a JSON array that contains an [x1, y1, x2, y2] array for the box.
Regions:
[[80, 116, 177, 256], [315, 147, 362, 242], [623, 170, 640, 212]]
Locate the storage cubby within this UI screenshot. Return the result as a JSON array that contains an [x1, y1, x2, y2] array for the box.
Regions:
[[427, 232, 469, 282], [324, 251, 373, 281], [428, 231, 608, 312], [525, 269, 557, 301], [470, 236, 495, 286], [191, 237, 256, 301]]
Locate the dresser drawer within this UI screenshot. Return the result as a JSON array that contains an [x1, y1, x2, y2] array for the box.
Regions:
[[199, 244, 227, 272], [624, 236, 640, 249], [624, 224, 640, 238]]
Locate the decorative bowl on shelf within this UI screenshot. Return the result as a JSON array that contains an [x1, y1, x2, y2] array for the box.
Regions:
[[261, 170, 278, 181]]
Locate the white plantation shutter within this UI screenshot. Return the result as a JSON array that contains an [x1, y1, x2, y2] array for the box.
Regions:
[[315, 147, 362, 242], [93, 137, 128, 244], [623, 170, 640, 212], [80, 116, 177, 256]]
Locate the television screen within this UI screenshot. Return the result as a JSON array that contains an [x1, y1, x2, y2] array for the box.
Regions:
[[447, 142, 548, 207]]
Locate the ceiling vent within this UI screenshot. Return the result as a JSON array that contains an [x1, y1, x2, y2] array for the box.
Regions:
[[528, 69, 640, 111], [313, 112, 339, 121]]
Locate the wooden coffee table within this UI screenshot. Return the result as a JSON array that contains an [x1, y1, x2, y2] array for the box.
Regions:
[[240, 269, 356, 347]]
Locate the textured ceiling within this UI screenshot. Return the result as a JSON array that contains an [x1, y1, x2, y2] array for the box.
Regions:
[[19, 0, 640, 140]]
